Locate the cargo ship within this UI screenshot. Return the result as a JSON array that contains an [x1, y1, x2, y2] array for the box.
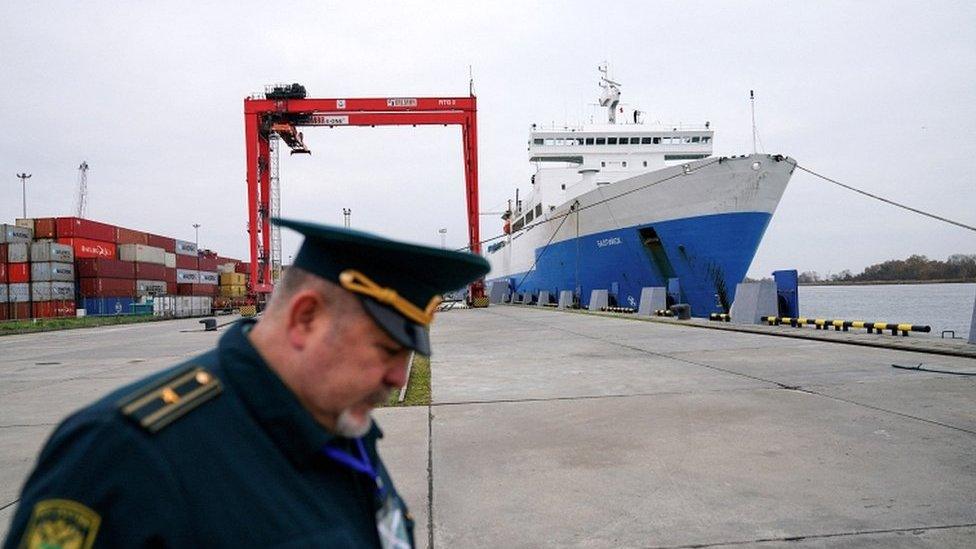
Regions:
[[485, 68, 795, 316]]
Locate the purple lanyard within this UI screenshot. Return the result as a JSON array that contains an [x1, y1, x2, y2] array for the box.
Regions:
[[322, 438, 387, 499]]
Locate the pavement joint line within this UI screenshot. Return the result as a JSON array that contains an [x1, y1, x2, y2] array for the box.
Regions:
[[644, 521, 976, 548], [486, 308, 976, 437], [426, 402, 434, 549], [0, 423, 58, 429], [0, 500, 19, 512], [432, 385, 781, 408]]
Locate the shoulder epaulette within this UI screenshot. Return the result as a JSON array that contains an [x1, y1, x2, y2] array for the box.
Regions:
[[117, 365, 222, 433]]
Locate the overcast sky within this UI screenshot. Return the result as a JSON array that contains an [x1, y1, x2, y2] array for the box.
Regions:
[[2, 1, 973, 277]]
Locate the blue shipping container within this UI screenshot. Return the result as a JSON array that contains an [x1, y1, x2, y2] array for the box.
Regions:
[[81, 297, 136, 316]]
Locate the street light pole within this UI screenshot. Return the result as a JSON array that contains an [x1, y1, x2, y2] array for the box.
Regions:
[[192, 223, 201, 273], [16, 173, 31, 218], [438, 228, 447, 249]]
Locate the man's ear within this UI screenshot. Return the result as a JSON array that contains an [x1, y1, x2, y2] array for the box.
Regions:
[[286, 290, 324, 349]]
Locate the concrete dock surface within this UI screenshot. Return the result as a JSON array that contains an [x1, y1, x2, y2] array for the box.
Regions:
[[2, 307, 975, 547]]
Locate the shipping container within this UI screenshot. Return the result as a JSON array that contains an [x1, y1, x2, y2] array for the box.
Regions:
[[236, 262, 251, 274], [7, 283, 30, 303], [176, 254, 198, 270], [0, 302, 7, 320], [176, 269, 199, 283], [57, 237, 117, 260], [177, 283, 217, 297], [136, 280, 167, 296], [164, 268, 176, 285], [115, 227, 149, 245], [152, 296, 212, 318], [0, 284, 6, 303], [30, 241, 74, 263], [119, 244, 166, 265], [219, 284, 247, 298], [80, 296, 136, 316], [0, 263, 6, 284], [0, 224, 33, 243], [219, 272, 247, 286], [216, 262, 237, 274], [32, 281, 75, 301], [31, 262, 74, 282], [15, 218, 34, 231], [198, 271, 219, 285], [175, 239, 197, 256], [55, 217, 116, 242], [75, 258, 135, 279], [134, 262, 167, 280], [146, 234, 176, 253], [197, 256, 220, 271], [33, 218, 57, 239], [78, 278, 136, 297], [8, 263, 30, 283], [8, 302, 31, 319], [33, 300, 76, 318], [164, 252, 176, 268], [6, 242, 29, 263]]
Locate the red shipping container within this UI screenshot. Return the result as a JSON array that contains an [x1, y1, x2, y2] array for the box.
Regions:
[[57, 238, 117, 260], [56, 217, 116, 242], [134, 262, 167, 280], [197, 257, 219, 271], [146, 234, 176, 253], [75, 258, 135, 279], [8, 263, 29, 283], [79, 278, 136, 297], [34, 218, 57, 238], [176, 254, 197, 269], [0, 261, 6, 283], [116, 227, 148, 245], [33, 300, 76, 318], [0, 303, 7, 321], [8, 302, 31, 320], [164, 267, 176, 285], [177, 283, 217, 297], [236, 262, 251, 274]]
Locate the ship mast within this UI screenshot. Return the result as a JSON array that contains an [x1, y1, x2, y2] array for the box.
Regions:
[[598, 63, 621, 124]]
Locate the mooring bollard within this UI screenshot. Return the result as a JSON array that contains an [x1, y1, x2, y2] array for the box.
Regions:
[[199, 318, 217, 331]]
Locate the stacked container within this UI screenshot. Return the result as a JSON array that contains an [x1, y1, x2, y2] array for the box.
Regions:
[[30, 241, 76, 318], [1, 224, 35, 320]]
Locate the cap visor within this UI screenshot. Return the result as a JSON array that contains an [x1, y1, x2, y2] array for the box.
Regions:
[[360, 298, 432, 356]]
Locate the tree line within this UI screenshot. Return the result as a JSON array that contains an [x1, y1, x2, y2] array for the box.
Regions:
[[798, 254, 976, 283]]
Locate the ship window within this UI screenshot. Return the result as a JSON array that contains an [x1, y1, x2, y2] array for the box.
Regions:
[[576, 138, 585, 145], [585, 138, 594, 145], [630, 137, 640, 144], [617, 138, 628, 145], [683, 137, 693, 144], [535, 204, 542, 216], [607, 137, 618, 145], [545, 138, 555, 145], [653, 137, 661, 144], [561, 184, 566, 190], [601, 161, 606, 167], [596, 137, 606, 145], [534, 138, 544, 145], [622, 161, 627, 167], [643, 161, 648, 167], [513, 217, 525, 231], [641, 137, 652, 144], [702, 136, 711, 143], [525, 210, 534, 223], [692, 136, 700, 143]]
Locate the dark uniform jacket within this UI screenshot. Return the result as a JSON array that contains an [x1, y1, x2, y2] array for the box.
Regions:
[[4, 319, 414, 548]]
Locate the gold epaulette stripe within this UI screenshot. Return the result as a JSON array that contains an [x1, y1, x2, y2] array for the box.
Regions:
[[118, 366, 222, 434]]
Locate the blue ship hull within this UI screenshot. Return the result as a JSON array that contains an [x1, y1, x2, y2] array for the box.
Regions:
[[488, 211, 773, 317]]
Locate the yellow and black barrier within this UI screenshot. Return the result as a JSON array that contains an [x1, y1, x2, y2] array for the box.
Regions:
[[654, 309, 674, 317], [709, 313, 731, 322], [760, 316, 930, 336]]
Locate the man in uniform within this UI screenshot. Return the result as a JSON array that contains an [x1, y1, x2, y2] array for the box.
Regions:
[[4, 218, 489, 548]]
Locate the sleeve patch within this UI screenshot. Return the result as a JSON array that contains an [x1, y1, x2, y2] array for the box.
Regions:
[[20, 498, 101, 549], [117, 366, 222, 433]]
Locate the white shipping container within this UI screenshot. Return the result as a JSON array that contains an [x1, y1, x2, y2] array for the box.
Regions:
[[7, 283, 30, 303], [31, 262, 74, 282], [217, 262, 237, 274], [198, 271, 219, 285], [6, 242, 29, 263], [164, 252, 176, 268], [118, 244, 166, 265], [30, 241, 74, 263], [175, 239, 197, 256], [136, 280, 167, 296], [32, 281, 75, 301], [0, 284, 7, 303], [176, 269, 198, 283], [0, 224, 33, 243], [15, 218, 34, 231]]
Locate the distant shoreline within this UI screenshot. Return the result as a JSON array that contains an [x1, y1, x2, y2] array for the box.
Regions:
[[798, 278, 976, 287]]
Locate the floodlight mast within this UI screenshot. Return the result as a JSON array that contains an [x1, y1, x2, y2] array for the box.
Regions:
[[244, 84, 483, 305]]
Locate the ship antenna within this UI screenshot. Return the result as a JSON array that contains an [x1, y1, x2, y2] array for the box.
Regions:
[[598, 63, 621, 125], [469, 65, 475, 96], [750, 90, 757, 154]]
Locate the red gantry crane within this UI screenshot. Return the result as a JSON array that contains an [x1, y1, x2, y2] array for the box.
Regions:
[[244, 83, 484, 304]]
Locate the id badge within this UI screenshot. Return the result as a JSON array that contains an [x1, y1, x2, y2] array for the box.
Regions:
[[376, 495, 411, 549]]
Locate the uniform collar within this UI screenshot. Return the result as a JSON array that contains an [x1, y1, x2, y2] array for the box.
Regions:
[[218, 319, 381, 468]]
